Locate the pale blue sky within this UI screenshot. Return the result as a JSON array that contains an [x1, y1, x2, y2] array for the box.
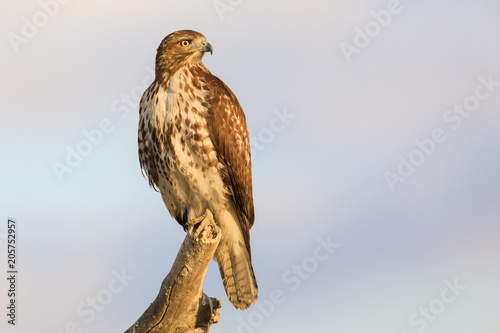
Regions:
[[1, 0, 500, 332]]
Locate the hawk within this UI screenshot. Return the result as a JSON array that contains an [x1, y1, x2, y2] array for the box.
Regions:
[[138, 30, 258, 309]]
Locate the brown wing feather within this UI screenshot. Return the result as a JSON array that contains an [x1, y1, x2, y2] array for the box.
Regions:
[[202, 71, 255, 253]]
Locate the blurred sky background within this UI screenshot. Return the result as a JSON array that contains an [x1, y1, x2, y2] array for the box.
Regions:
[[1, 0, 500, 332]]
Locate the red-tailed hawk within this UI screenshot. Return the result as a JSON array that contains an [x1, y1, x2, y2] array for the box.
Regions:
[[138, 30, 258, 309]]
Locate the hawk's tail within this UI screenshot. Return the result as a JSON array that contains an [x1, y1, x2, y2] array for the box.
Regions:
[[214, 217, 258, 310]]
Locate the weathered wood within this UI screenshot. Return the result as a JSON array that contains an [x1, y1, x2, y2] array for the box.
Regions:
[[125, 210, 221, 333]]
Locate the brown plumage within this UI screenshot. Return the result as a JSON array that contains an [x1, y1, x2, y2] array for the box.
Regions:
[[138, 30, 257, 309]]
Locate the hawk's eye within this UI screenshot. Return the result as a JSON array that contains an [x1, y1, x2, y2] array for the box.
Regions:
[[180, 40, 191, 47]]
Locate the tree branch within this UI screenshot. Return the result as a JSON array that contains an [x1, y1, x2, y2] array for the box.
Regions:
[[125, 210, 222, 333]]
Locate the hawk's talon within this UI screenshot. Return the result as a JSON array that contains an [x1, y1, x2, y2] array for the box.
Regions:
[[186, 209, 213, 239]]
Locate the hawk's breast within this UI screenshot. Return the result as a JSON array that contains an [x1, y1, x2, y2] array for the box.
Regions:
[[139, 68, 229, 223]]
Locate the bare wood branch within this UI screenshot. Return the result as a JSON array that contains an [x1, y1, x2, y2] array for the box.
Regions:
[[125, 210, 222, 333]]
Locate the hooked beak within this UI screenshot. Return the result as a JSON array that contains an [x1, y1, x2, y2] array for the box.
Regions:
[[201, 42, 213, 55]]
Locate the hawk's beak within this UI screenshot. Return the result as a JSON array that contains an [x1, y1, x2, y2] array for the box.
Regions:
[[201, 42, 213, 55]]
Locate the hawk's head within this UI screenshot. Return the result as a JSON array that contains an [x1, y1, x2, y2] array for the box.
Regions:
[[155, 30, 213, 79]]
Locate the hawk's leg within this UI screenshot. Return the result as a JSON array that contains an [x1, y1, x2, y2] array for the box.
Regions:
[[185, 209, 214, 240]]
